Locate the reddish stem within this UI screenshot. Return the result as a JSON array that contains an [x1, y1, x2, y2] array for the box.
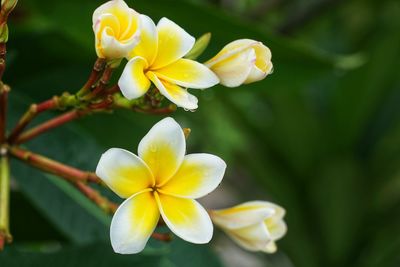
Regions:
[[75, 181, 118, 214], [78, 58, 106, 97], [8, 97, 60, 143], [0, 43, 6, 81], [84, 67, 114, 100], [15, 109, 90, 145], [151, 232, 173, 242], [102, 84, 120, 96], [0, 85, 9, 143], [89, 95, 113, 110], [9, 146, 101, 184]]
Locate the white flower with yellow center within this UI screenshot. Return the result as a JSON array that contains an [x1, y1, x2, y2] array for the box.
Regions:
[[118, 16, 219, 110], [96, 117, 226, 254], [205, 39, 273, 87], [210, 201, 286, 253], [93, 0, 141, 59]]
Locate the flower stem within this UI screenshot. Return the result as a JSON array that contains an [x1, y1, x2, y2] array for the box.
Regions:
[[0, 150, 11, 250], [82, 66, 114, 100], [7, 94, 78, 144], [0, 43, 6, 82], [77, 58, 106, 98], [15, 109, 91, 145], [0, 84, 9, 144], [9, 146, 101, 184], [74, 181, 118, 214]]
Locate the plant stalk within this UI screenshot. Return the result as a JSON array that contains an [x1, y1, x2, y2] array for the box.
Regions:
[[0, 150, 11, 250], [15, 109, 91, 145]]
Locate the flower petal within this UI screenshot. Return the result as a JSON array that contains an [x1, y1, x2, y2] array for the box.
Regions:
[[128, 14, 158, 64], [110, 191, 159, 254], [96, 148, 154, 198], [226, 223, 270, 252], [118, 56, 151, 99], [210, 201, 276, 229], [159, 153, 226, 198], [138, 117, 186, 185], [262, 241, 277, 253], [151, 17, 195, 69], [155, 193, 213, 244], [147, 72, 198, 110], [207, 48, 256, 87], [93, 0, 140, 59], [266, 219, 287, 240], [205, 39, 259, 67], [153, 59, 219, 89], [245, 43, 273, 84], [93, 0, 132, 26]]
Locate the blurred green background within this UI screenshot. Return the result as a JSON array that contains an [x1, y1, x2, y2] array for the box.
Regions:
[[1, 0, 400, 266]]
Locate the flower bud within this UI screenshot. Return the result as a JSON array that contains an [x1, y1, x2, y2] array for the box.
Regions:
[[185, 32, 211, 60], [93, 0, 141, 59], [1, 0, 18, 15], [210, 201, 286, 253], [205, 39, 273, 87]]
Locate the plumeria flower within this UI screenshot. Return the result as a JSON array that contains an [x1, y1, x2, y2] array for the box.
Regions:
[[96, 117, 226, 254], [210, 201, 286, 253], [118, 16, 219, 110], [205, 39, 273, 87], [93, 0, 141, 59]]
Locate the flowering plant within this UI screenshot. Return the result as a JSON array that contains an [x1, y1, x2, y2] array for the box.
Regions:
[[0, 0, 285, 260]]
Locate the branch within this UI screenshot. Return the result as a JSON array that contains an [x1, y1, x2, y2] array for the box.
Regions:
[[9, 146, 101, 184], [15, 109, 91, 145], [82, 66, 114, 100], [7, 94, 78, 143], [77, 58, 106, 97], [0, 150, 11, 250], [0, 43, 6, 81], [0, 84, 9, 143]]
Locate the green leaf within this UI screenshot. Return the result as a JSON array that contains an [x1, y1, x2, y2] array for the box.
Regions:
[[0, 243, 164, 267]]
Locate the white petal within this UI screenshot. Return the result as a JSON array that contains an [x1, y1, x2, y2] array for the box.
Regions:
[[138, 117, 186, 185], [227, 223, 271, 252], [118, 56, 151, 99], [266, 220, 287, 240], [159, 153, 226, 199], [96, 148, 154, 198], [151, 17, 195, 69], [155, 193, 213, 244], [208, 48, 256, 87], [110, 191, 159, 254], [205, 39, 259, 67], [92, 0, 131, 26], [153, 59, 219, 89], [210, 201, 276, 229], [262, 241, 277, 253]]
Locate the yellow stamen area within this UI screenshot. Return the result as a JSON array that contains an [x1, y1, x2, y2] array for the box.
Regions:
[[140, 142, 179, 186], [110, 166, 154, 197]]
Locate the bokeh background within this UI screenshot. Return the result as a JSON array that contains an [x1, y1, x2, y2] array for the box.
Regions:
[[1, 0, 400, 266]]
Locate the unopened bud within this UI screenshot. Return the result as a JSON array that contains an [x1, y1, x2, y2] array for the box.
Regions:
[[1, 0, 18, 16], [185, 32, 211, 60]]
